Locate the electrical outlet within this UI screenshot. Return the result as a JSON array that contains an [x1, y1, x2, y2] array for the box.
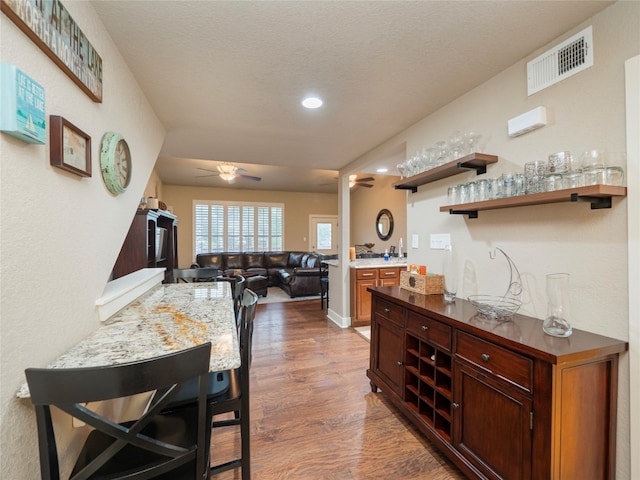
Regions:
[[430, 233, 451, 250]]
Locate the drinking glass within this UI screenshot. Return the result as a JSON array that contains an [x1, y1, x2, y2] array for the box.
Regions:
[[524, 160, 545, 194], [435, 141, 450, 165], [548, 151, 571, 174], [476, 179, 489, 201], [464, 131, 482, 155], [447, 185, 460, 205], [543, 173, 563, 192], [513, 173, 526, 196], [605, 166, 625, 186], [449, 131, 465, 160], [562, 172, 584, 189], [581, 149, 606, 172], [466, 181, 477, 203]]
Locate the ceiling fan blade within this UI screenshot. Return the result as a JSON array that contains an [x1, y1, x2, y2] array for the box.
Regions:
[[357, 177, 375, 182], [238, 174, 262, 182], [359, 183, 374, 188], [196, 167, 218, 173], [195, 174, 218, 178]]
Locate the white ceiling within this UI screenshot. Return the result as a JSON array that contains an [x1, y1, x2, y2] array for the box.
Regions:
[[90, 0, 613, 193]]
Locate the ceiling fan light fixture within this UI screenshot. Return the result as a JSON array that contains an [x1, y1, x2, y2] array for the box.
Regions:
[[349, 174, 357, 188], [217, 162, 238, 182], [301, 96, 323, 109]]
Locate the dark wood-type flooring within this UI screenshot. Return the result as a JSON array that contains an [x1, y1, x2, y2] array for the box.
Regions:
[[210, 299, 466, 479]]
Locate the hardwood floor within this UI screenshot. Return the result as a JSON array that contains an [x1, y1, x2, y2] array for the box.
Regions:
[[210, 300, 466, 479]]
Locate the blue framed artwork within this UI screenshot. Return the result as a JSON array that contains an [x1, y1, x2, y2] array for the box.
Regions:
[[0, 64, 46, 144]]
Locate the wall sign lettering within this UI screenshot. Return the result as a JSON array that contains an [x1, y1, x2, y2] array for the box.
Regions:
[[1, 0, 103, 103]]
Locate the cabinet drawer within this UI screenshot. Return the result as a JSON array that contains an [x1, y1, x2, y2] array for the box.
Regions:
[[356, 268, 378, 280], [456, 331, 532, 391], [373, 298, 405, 326], [378, 268, 399, 279], [406, 311, 451, 351]]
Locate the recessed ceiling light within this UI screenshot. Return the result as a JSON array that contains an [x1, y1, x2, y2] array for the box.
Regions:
[[377, 167, 388, 173], [301, 96, 323, 109]]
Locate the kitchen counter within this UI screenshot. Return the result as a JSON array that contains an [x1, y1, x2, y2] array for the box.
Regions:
[[17, 281, 239, 398], [349, 258, 407, 269]]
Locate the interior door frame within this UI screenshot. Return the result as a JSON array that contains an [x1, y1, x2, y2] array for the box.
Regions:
[[625, 54, 639, 480]]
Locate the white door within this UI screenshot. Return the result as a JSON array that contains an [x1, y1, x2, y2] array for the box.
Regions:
[[309, 215, 338, 255]]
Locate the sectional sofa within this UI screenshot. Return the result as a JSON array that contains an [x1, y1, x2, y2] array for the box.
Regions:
[[193, 251, 322, 298]]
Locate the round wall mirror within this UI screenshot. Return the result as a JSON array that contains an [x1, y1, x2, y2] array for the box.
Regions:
[[376, 209, 394, 241]]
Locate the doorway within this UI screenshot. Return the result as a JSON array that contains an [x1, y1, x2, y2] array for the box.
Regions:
[[309, 215, 338, 255]]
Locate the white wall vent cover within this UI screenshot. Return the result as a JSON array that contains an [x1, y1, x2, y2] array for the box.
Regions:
[[527, 26, 593, 96]]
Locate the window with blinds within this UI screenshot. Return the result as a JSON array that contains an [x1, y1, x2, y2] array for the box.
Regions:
[[194, 201, 284, 254]]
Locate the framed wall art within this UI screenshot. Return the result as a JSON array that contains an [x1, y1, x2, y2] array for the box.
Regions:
[[50, 115, 91, 177], [0, 63, 46, 144]]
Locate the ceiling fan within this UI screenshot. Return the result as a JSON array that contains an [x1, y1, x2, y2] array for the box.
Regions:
[[349, 174, 374, 188], [196, 162, 262, 183]]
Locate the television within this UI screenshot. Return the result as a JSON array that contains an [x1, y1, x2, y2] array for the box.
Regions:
[[155, 227, 168, 262]]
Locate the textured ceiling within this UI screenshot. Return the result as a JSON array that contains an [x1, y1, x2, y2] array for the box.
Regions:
[[90, 0, 613, 193]]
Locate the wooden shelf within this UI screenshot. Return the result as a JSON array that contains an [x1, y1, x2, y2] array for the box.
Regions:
[[440, 184, 627, 218], [394, 152, 498, 193]]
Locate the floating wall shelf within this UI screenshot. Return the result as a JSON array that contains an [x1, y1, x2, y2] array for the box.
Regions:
[[394, 153, 498, 193], [440, 185, 627, 218]]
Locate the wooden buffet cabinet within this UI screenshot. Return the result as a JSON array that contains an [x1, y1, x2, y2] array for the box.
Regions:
[[367, 286, 627, 480], [112, 209, 178, 283], [350, 266, 401, 326]]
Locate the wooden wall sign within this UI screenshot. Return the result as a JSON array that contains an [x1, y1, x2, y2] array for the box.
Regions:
[[1, 0, 103, 103]]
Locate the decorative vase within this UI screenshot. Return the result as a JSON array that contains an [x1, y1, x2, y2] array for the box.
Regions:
[[543, 273, 572, 337], [442, 244, 457, 303]]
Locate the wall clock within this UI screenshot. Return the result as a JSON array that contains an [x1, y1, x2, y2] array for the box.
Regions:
[[100, 132, 132, 195]]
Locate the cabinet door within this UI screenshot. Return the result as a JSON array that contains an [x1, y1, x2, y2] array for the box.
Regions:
[[371, 315, 404, 396], [453, 361, 532, 480], [355, 278, 377, 323]]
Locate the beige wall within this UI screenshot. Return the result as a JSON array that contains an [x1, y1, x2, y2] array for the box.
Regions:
[[0, 3, 165, 478], [161, 184, 338, 266], [350, 174, 407, 254], [347, 3, 638, 477]]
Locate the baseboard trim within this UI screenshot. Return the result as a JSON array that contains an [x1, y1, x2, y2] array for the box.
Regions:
[[327, 308, 350, 328]]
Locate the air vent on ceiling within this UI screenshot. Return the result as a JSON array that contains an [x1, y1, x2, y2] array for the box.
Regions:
[[527, 26, 593, 96]]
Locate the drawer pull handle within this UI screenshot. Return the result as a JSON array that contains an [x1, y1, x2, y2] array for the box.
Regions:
[[452, 403, 460, 409], [396, 361, 403, 366], [421, 325, 429, 331], [481, 353, 490, 362], [363, 273, 374, 277], [384, 308, 391, 313]]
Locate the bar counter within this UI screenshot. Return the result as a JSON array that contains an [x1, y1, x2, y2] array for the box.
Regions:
[[17, 282, 239, 398]]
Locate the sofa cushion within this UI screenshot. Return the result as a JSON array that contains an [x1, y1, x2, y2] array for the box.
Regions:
[[304, 254, 319, 268], [195, 253, 224, 269], [288, 252, 305, 268], [224, 253, 245, 270], [245, 253, 265, 269], [265, 252, 289, 269]]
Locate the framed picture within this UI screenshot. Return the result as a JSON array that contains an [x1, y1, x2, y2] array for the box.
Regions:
[[50, 115, 92, 177]]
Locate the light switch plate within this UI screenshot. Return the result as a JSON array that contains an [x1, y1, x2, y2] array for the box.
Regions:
[[430, 233, 451, 250], [411, 234, 419, 249]]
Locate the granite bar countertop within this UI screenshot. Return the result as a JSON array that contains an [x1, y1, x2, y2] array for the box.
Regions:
[[17, 282, 239, 398], [349, 258, 408, 269], [324, 258, 407, 269]]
